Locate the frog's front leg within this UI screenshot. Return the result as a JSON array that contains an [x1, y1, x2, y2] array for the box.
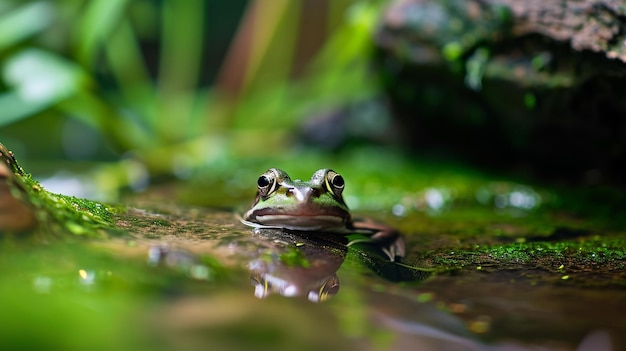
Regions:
[[349, 218, 406, 262]]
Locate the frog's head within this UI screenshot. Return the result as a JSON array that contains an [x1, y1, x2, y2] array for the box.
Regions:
[[243, 168, 351, 231]]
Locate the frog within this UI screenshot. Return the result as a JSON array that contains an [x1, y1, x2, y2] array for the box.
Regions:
[[241, 168, 405, 261]]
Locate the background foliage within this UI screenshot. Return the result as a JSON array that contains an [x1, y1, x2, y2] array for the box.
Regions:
[[0, 0, 386, 199]]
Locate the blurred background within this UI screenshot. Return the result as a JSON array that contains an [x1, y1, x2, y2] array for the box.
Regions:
[[1, 0, 393, 201], [2, 0, 625, 214]]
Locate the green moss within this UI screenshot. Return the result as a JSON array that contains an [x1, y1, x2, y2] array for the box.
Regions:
[[6, 158, 120, 239], [423, 235, 626, 273]]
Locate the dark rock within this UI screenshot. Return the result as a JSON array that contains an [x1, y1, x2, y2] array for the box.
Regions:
[[374, 0, 626, 183]]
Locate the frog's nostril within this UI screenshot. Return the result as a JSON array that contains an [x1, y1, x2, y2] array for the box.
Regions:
[[287, 187, 307, 201]]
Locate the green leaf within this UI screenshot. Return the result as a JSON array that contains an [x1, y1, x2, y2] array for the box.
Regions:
[[0, 2, 54, 50], [3, 49, 88, 104], [75, 0, 129, 65]]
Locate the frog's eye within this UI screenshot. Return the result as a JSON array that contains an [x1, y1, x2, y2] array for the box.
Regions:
[[325, 170, 345, 198], [257, 169, 279, 197], [257, 175, 271, 187], [257, 175, 274, 197], [331, 174, 344, 188]]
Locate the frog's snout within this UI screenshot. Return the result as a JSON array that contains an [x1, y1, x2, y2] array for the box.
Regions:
[[287, 187, 319, 202]]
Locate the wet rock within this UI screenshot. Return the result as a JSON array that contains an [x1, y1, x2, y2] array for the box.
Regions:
[[374, 0, 626, 184]]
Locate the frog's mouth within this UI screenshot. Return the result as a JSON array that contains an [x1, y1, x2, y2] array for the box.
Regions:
[[242, 208, 350, 232], [255, 214, 344, 230]]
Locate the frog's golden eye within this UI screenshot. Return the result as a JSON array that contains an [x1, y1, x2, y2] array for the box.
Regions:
[[325, 170, 344, 198], [257, 170, 277, 197]]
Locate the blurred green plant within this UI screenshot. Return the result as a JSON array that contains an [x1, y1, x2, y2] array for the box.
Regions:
[[1, 0, 225, 156], [0, 0, 387, 180]]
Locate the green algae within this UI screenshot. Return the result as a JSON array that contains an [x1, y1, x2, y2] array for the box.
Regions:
[[413, 230, 626, 289], [425, 237, 626, 268]]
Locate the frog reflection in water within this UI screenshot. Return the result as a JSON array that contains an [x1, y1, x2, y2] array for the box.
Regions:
[[248, 229, 346, 302], [242, 168, 405, 261]]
